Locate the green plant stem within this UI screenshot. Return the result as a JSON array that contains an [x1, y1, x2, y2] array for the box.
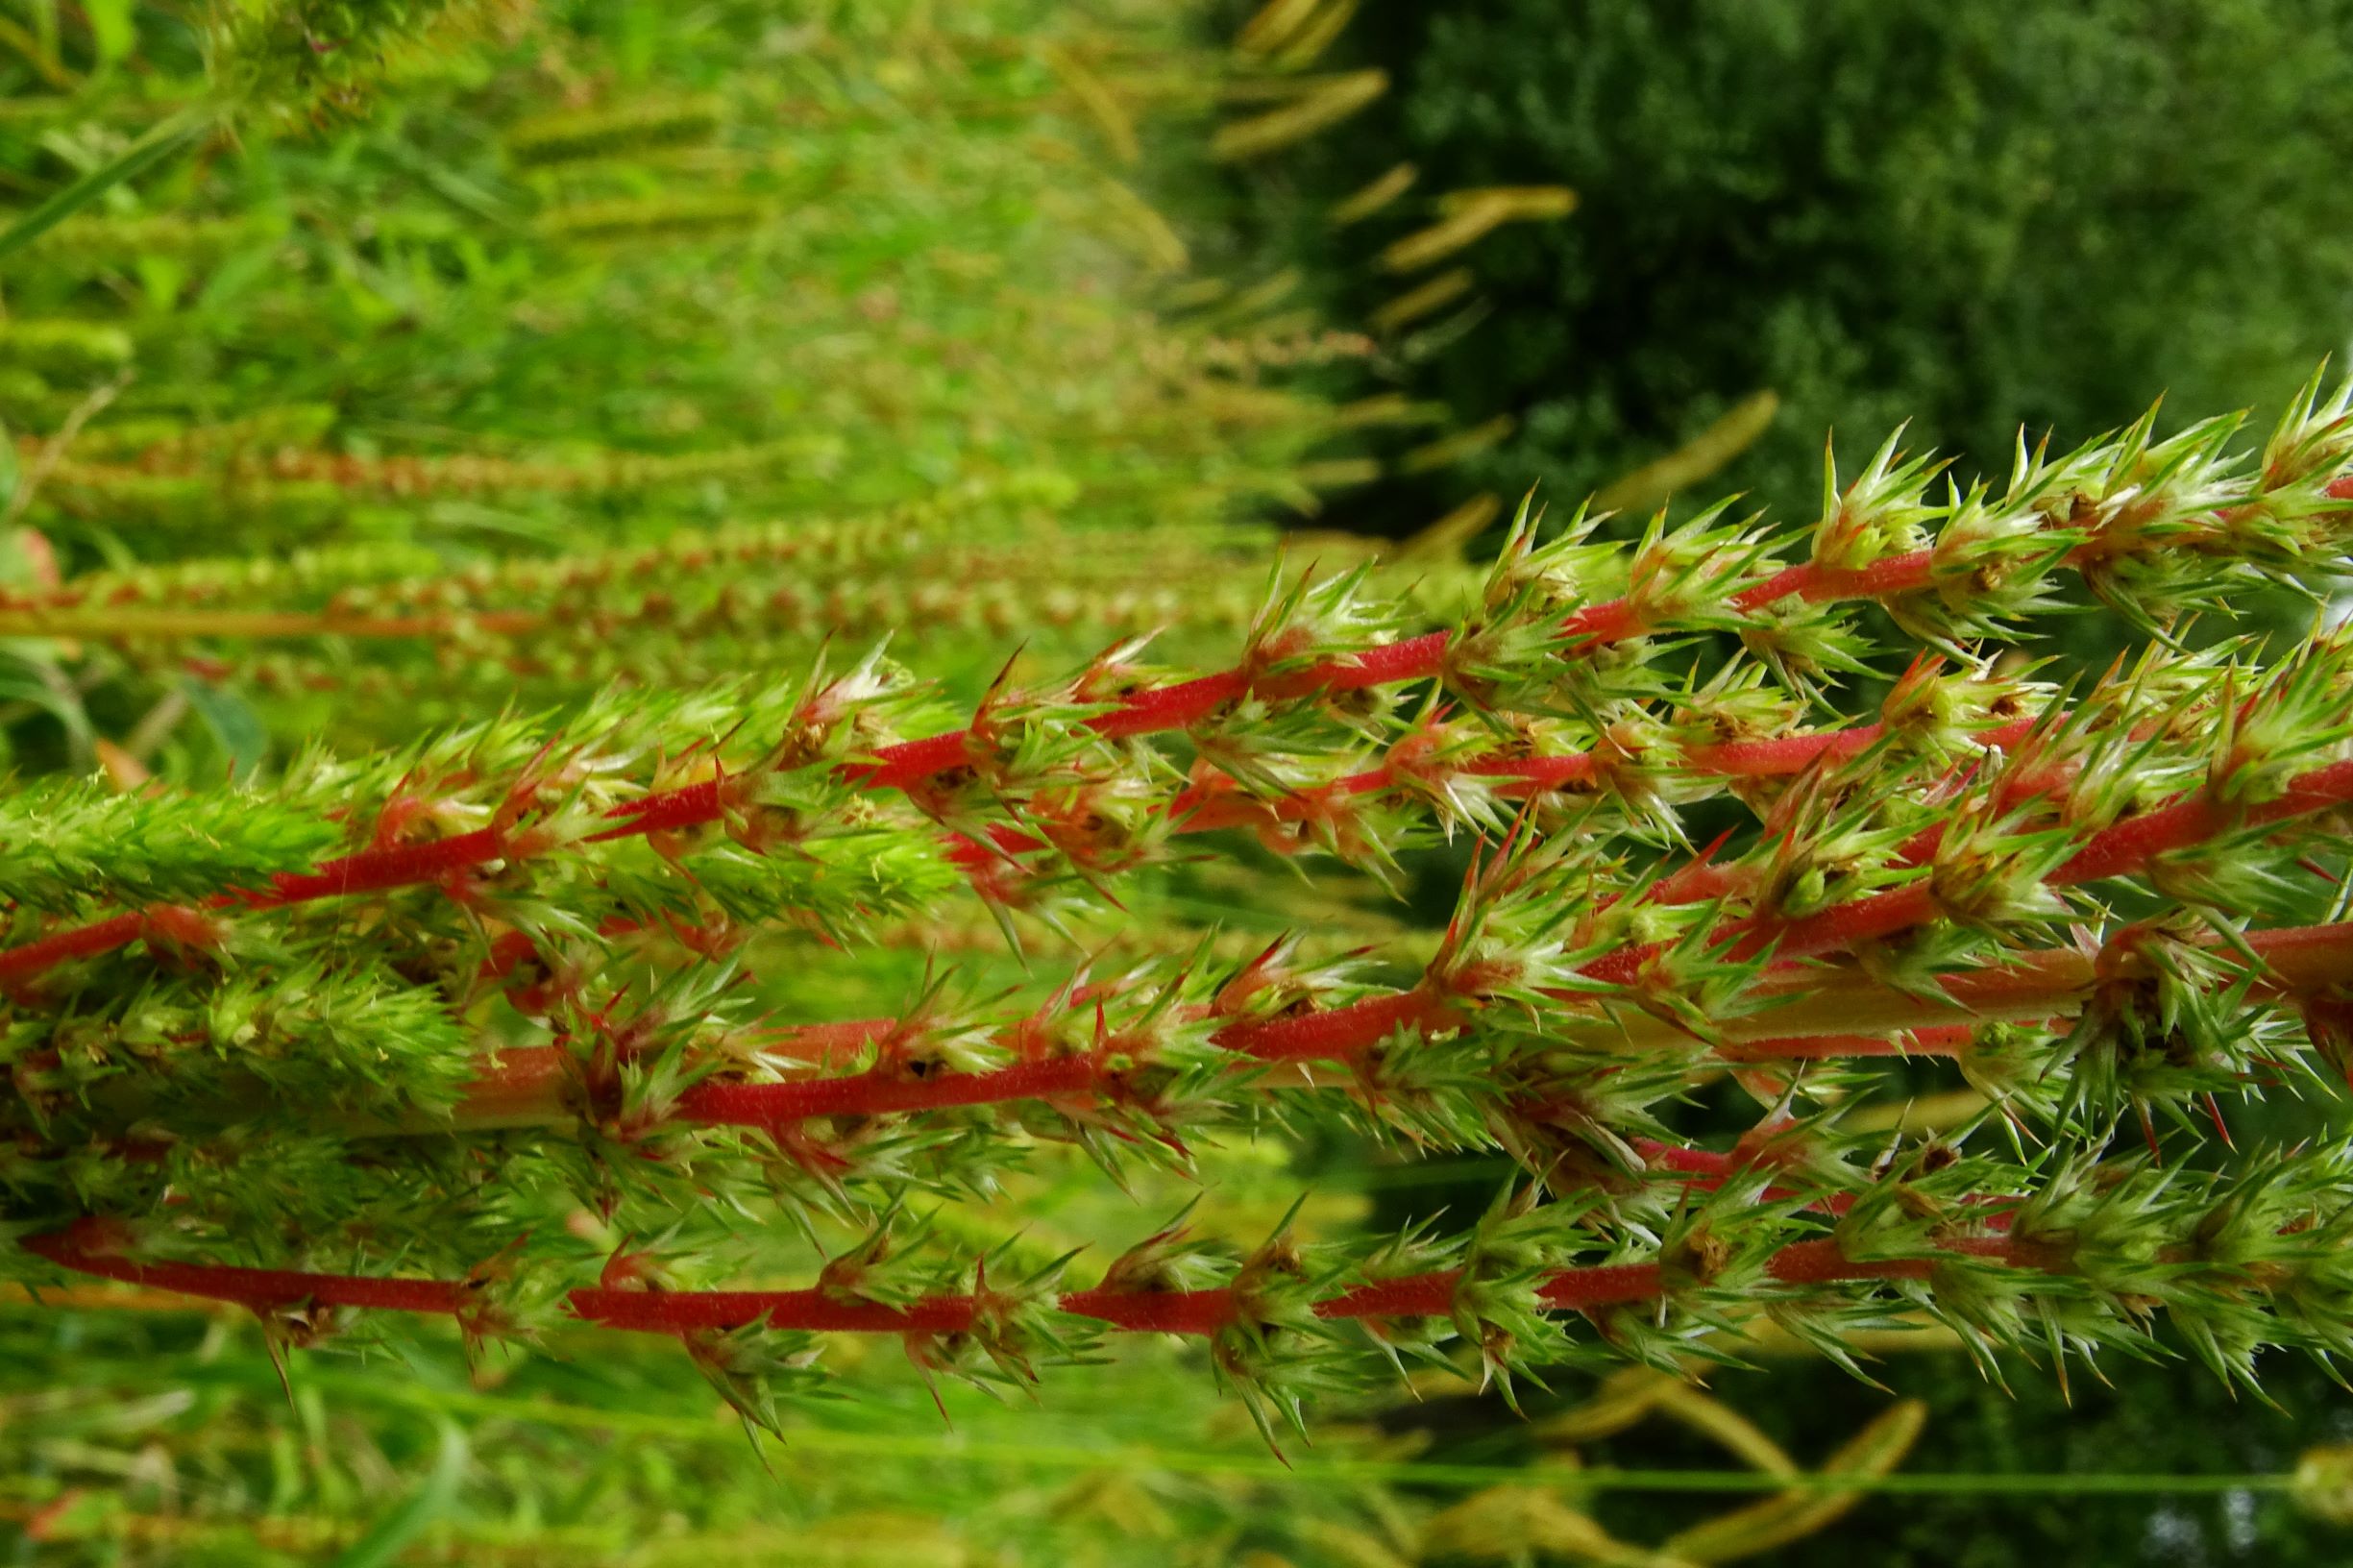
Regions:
[[0, 104, 216, 264]]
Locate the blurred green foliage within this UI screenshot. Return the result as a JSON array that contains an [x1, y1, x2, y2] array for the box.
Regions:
[[1234, 0, 2353, 534], [0, 0, 1350, 781]]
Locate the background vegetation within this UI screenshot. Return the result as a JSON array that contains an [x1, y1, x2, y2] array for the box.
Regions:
[[1222, 0, 2353, 539]]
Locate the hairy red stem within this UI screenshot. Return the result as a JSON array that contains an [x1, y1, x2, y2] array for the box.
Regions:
[[445, 922, 2348, 1136], [20, 1225, 2061, 1340], [1580, 756, 2353, 986], [0, 551, 1926, 987], [5, 542, 2342, 996], [19, 1230, 469, 1315]]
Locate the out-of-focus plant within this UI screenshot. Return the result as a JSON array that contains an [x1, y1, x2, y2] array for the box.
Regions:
[[1217, 0, 2353, 538]]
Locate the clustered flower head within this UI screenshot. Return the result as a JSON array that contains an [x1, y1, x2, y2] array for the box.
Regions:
[[7, 372, 2353, 1444]]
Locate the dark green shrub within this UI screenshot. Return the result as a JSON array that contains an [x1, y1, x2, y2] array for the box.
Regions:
[[1248, 0, 2353, 531]]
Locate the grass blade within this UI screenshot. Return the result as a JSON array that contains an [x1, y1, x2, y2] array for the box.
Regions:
[[0, 104, 214, 264], [331, 1418, 470, 1568]]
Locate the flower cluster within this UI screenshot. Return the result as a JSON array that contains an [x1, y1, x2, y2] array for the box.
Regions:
[[5, 367, 2353, 1440]]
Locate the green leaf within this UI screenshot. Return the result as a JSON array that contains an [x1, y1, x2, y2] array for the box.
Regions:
[[0, 106, 215, 266], [181, 674, 269, 777], [0, 646, 90, 750], [83, 0, 135, 63], [330, 1418, 469, 1568]]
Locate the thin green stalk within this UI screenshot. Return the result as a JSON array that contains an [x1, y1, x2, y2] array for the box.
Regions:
[[273, 1374, 2309, 1499], [0, 104, 217, 263]]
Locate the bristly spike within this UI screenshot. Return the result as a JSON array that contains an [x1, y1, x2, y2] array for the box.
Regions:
[[14, 335, 2353, 1459]]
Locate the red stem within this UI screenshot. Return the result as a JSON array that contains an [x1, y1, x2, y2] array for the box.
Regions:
[[8, 547, 2344, 1008], [20, 1225, 2059, 1341], [0, 550, 1979, 986], [677, 1054, 1107, 1122], [1580, 755, 2353, 986], [1165, 712, 2039, 841], [0, 913, 148, 987], [18, 1230, 468, 1314], [1728, 551, 1937, 614], [462, 919, 2350, 1136], [452, 1013, 1971, 1133]]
